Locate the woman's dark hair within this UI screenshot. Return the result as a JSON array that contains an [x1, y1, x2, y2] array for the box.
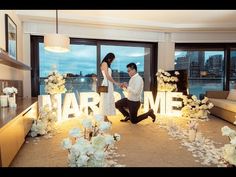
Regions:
[[101, 53, 115, 68], [127, 62, 137, 71]]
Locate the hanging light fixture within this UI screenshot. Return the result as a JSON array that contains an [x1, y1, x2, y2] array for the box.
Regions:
[[44, 10, 70, 53]]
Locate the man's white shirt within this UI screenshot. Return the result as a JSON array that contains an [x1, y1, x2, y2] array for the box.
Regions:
[[123, 73, 143, 102]]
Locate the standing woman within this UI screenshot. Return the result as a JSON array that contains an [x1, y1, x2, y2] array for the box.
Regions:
[[99, 53, 120, 123]]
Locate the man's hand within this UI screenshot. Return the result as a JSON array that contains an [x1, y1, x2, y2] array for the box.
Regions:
[[120, 82, 128, 89]]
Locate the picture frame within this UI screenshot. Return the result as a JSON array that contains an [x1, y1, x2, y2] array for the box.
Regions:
[[5, 14, 17, 60]]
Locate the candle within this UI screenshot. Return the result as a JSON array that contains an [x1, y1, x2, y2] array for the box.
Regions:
[[0, 95, 8, 107]]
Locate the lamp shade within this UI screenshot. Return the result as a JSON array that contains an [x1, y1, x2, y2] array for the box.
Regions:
[[44, 33, 70, 53]]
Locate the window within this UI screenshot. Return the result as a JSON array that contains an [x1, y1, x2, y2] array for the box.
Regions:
[[31, 36, 157, 98], [39, 43, 97, 95], [175, 44, 225, 98], [100, 44, 152, 101]]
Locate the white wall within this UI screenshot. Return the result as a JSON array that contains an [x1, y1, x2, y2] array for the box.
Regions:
[[0, 10, 30, 97]]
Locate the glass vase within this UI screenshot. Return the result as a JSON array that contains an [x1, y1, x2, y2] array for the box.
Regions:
[[8, 93, 17, 108]]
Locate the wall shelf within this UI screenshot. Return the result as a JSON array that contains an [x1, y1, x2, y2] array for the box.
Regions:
[[0, 48, 31, 70]]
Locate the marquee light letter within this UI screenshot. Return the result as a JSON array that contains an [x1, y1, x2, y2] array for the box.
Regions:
[[144, 91, 165, 114], [165, 92, 183, 116], [80, 92, 100, 115], [38, 94, 62, 122], [38, 95, 51, 109], [62, 93, 80, 120]]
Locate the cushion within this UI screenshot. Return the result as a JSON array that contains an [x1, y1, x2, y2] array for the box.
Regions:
[[227, 89, 236, 101], [209, 98, 236, 113]]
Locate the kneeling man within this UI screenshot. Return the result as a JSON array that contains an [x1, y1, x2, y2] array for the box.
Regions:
[[115, 63, 156, 124]]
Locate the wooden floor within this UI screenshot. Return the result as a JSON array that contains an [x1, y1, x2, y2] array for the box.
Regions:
[[10, 114, 236, 167]]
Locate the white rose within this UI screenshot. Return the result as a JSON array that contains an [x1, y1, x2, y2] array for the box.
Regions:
[[62, 138, 72, 150], [91, 135, 106, 150], [174, 71, 180, 75], [94, 150, 105, 161], [105, 134, 115, 145], [82, 118, 93, 129], [221, 126, 236, 138], [230, 137, 236, 146], [99, 121, 111, 131], [69, 128, 81, 138], [76, 155, 89, 167], [94, 114, 104, 122]]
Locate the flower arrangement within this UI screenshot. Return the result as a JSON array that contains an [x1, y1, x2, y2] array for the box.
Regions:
[[30, 105, 57, 137], [221, 126, 236, 166], [180, 95, 214, 120], [156, 69, 179, 92], [44, 69, 67, 95], [62, 114, 121, 167], [3, 87, 18, 95]]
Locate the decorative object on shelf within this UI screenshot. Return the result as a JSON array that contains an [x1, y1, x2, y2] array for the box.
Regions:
[[44, 10, 70, 53], [62, 114, 123, 167], [0, 95, 9, 107], [180, 95, 214, 120], [5, 14, 17, 60], [221, 126, 236, 166], [30, 104, 57, 137], [156, 69, 179, 92], [2, 86, 18, 108]]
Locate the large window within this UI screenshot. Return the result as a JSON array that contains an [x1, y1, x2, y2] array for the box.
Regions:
[[39, 43, 97, 95], [31, 36, 157, 99], [100, 45, 151, 101], [175, 43, 236, 98]]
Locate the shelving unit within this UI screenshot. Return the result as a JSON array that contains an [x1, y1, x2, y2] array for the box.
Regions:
[[0, 48, 31, 70]]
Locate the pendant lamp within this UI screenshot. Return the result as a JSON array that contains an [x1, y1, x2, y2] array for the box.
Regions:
[[44, 10, 70, 53]]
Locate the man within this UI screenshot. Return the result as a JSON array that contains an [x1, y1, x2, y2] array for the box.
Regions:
[[115, 63, 156, 124]]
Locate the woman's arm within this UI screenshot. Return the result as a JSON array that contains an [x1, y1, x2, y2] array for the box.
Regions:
[[101, 62, 119, 85]]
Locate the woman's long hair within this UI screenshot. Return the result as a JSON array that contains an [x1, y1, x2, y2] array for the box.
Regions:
[[100, 53, 115, 68]]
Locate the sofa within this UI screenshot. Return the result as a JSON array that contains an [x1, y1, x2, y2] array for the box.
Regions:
[[206, 90, 236, 124]]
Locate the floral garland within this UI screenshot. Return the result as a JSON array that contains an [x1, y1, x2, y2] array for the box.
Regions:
[[62, 114, 124, 167], [44, 69, 67, 95], [180, 95, 214, 120], [156, 69, 179, 92], [30, 105, 57, 137]]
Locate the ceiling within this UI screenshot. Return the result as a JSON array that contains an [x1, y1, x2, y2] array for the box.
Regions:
[[15, 10, 236, 32]]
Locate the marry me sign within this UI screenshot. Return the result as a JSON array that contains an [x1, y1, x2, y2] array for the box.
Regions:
[[38, 91, 183, 122]]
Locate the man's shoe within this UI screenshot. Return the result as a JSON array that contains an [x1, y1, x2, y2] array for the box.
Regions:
[[148, 109, 156, 122], [120, 116, 130, 122]]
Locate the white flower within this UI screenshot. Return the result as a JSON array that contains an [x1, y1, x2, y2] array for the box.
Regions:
[[69, 128, 81, 138], [62, 138, 72, 150], [114, 133, 121, 141], [82, 118, 93, 129], [94, 114, 104, 122], [94, 151, 105, 161], [230, 136, 236, 146], [222, 144, 236, 165], [222, 126, 234, 137], [76, 155, 89, 166], [99, 121, 111, 131], [105, 135, 115, 145], [174, 71, 180, 75], [92, 135, 106, 150]]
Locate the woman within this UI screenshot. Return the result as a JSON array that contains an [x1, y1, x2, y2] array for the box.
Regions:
[[99, 53, 120, 123]]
